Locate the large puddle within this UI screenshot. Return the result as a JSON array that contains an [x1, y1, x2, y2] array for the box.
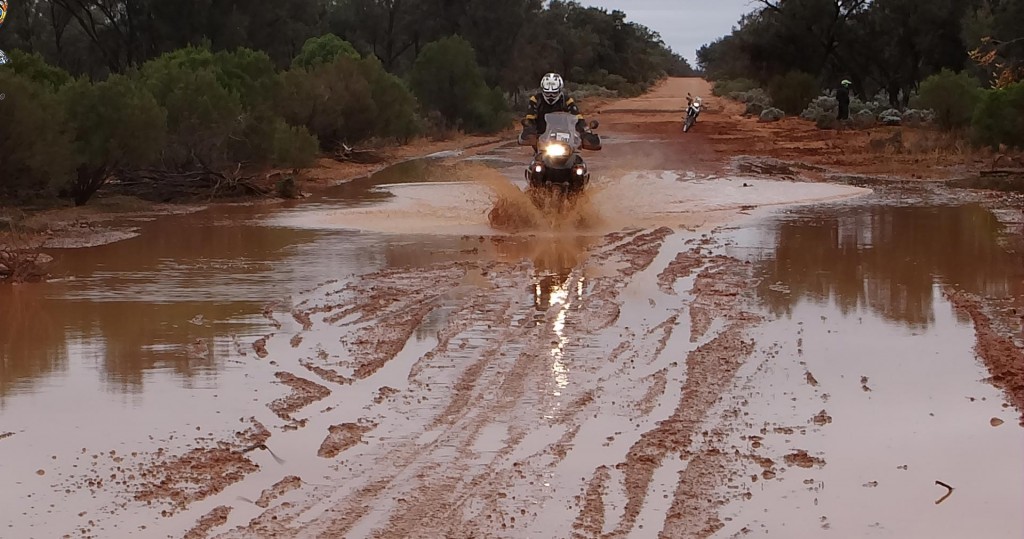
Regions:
[[3, 140, 1023, 536], [714, 201, 1024, 537]]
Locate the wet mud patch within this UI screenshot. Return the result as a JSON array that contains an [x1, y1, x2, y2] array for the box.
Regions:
[[296, 262, 470, 380], [300, 360, 354, 386], [318, 423, 375, 458], [184, 506, 232, 539], [267, 372, 332, 425], [133, 448, 259, 513], [946, 289, 1024, 425], [657, 247, 702, 293], [255, 476, 303, 508], [690, 255, 759, 342], [592, 252, 761, 536], [784, 449, 826, 469]]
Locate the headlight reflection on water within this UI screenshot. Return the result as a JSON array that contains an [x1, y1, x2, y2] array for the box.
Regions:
[[546, 275, 585, 395]]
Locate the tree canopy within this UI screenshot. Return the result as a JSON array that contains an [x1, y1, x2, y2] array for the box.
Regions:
[[0, 0, 694, 206], [698, 0, 1024, 104], [0, 0, 693, 91]]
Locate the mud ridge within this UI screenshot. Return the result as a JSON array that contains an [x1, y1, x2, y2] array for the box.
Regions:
[[318, 423, 374, 459], [184, 506, 232, 539], [267, 372, 332, 424], [945, 289, 1024, 425]]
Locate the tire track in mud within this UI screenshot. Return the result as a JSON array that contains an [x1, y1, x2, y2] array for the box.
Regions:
[[206, 226, 772, 539], [573, 252, 760, 538]]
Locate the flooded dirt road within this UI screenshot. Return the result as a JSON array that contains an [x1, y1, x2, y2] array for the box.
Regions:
[[2, 78, 1023, 538]]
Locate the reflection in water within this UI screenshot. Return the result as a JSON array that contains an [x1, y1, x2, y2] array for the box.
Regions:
[[523, 236, 592, 396], [750, 204, 1024, 328], [0, 211, 313, 401]]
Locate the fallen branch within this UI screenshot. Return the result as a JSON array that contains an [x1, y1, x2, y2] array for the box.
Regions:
[[934, 480, 954, 505], [334, 143, 386, 164]]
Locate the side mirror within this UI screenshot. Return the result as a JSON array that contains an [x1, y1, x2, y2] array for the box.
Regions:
[[589, 120, 599, 130]]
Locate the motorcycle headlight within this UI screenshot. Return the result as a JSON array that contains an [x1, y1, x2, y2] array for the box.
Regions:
[[544, 144, 569, 158]]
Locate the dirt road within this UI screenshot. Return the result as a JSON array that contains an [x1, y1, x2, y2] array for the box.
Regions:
[[3, 78, 1023, 538]]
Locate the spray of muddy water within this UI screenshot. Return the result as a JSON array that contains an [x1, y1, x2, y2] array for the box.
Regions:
[[480, 168, 606, 234]]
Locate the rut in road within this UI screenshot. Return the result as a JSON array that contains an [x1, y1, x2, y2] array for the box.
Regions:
[[215, 224, 762, 539]]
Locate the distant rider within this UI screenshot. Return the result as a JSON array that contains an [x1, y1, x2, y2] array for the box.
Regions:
[[522, 73, 588, 140], [837, 79, 852, 120]]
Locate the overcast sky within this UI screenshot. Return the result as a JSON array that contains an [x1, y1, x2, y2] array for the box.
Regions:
[[583, 0, 756, 66]]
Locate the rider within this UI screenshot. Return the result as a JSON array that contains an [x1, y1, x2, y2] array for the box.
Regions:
[[522, 72, 588, 139]]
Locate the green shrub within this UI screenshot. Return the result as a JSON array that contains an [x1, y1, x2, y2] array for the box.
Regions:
[[768, 71, 820, 115], [0, 72, 75, 203], [410, 36, 509, 133], [140, 46, 278, 113], [916, 69, 982, 130], [292, 34, 360, 70], [140, 60, 244, 168], [60, 75, 168, 205], [971, 82, 1024, 149], [5, 50, 73, 90], [358, 55, 422, 142], [712, 78, 759, 97], [277, 56, 378, 150], [231, 112, 319, 168]]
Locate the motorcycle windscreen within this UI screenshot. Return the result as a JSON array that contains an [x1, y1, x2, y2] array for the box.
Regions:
[[542, 113, 582, 146]]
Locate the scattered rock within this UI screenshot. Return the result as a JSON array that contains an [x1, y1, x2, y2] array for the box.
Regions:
[[812, 410, 832, 426], [991, 417, 1005, 427]]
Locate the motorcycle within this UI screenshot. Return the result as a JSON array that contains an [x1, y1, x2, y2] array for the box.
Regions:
[[518, 112, 601, 207], [683, 93, 702, 132]]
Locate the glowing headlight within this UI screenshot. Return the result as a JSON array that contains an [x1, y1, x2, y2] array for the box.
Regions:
[[544, 144, 569, 158]]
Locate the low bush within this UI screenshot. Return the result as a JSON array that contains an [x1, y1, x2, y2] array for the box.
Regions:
[[971, 82, 1024, 149], [712, 78, 759, 97], [409, 36, 509, 134], [916, 69, 983, 130], [0, 71, 75, 204], [768, 71, 819, 115], [292, 34, 360, 70]]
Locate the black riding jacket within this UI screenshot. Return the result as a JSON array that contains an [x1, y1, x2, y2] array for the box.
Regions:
[[524, 93, 586, 133]]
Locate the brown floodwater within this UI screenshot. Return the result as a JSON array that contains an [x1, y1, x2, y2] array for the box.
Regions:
[[4, 139, 1022, 537], [714, 201, 1024, 538]]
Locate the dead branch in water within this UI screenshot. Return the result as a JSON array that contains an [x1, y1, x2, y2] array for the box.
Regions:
[[0, 240, 52, 283], [334, 144, 386, 164], [111, 165, 271, 201], [934, 480, 954, 505]]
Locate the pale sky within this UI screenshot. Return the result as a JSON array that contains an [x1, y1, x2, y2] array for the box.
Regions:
[[583, 0, 756, 66]]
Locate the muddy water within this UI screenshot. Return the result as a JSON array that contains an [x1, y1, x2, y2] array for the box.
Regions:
[[7, 137, 1021, 537], [713, 202, 1024, 537]]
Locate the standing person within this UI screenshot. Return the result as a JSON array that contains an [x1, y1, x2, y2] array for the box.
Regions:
[[837, 79, 852, 121]]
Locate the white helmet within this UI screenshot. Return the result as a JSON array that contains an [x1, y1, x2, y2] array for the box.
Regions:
[[540, 73, 564, 105]]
